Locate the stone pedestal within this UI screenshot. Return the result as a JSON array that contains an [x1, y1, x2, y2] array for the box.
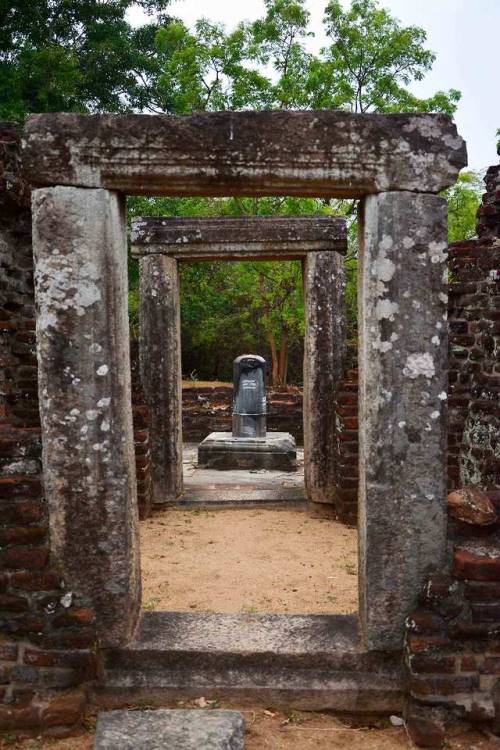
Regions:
[[198, 432, 297, 471]]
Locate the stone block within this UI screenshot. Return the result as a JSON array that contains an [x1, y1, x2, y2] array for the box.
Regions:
[[139, 256, 183, 504], [93, 709, 245, 749], [131, 215, 347, 259], [303, 250, 345, 504], [32, 186, 140, 647], [198, 432, 296, 471], [358, 192, 448, 650], [23, 111, 466, 197]]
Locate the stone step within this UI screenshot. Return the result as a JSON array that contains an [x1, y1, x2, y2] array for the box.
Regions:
[[174, 486, 306, 507], [97, 612, 403, 713]]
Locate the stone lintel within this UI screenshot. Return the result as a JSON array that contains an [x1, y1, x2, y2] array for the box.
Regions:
[[358, 191, 448, 651], [23, 111, 466, 197], [32, 186, 140, 647], [139, 255, 183, 504], [131, 215, 347, 259], [303, 250, 346, 504]]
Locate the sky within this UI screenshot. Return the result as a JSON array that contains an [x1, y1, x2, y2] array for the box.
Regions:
[[129, 0, 500, 172]]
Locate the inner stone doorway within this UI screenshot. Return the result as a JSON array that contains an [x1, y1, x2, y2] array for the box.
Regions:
[[132, 215, 347, 510]]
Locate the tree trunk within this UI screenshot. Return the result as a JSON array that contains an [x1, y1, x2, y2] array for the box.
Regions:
[[267, 331, 279, 386], [277, 332, 288, 387]]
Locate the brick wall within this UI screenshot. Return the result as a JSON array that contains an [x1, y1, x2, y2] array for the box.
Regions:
[[452, 165, 500, 491], [130, 340, 153, 520], [182, 384, 304, 443], [334, 369, 358, 525], [404, 489, 500, 745]]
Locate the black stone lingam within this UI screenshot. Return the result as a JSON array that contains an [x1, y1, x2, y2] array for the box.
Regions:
[[197, 354, 296, 471]]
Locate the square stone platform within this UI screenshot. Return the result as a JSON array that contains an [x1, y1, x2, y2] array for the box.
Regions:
[[198, 432, 297, 471]]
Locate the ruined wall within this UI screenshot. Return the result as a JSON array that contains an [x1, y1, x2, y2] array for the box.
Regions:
[[449, 164, 500, 490], [0, 125, 95, 733], [336, 164, 500, 525], [0, 128, 152, 734], [404, 488, 500, 745], [403, 162, 500, 746], [182, 384, 304, 444]]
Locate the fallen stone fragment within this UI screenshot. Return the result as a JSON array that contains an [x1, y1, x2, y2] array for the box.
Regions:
[[404, 700, 447, 748], [93, 709, 245, 749], [447, 486, 498, 525]]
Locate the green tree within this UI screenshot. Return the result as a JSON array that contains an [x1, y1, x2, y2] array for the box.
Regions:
[[314, 0, 460, 113], [444, 171, 483, 243], [0, 0, 172, 121]]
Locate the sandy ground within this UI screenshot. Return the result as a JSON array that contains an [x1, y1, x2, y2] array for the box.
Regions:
[[140, 507, 358, 614], [1, 706, 496, 750]]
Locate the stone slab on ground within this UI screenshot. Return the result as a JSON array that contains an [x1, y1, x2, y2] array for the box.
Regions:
[[94, 709, 244, 749], [198, 432, 297, 471]]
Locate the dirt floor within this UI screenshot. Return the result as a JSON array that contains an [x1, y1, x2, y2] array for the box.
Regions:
[[1, 706, 497, 750], [140, 507, 358, 614]]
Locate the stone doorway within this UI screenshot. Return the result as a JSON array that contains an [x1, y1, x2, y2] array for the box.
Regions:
[[26, 110, 464, 688], [132, 215, 347, 509]]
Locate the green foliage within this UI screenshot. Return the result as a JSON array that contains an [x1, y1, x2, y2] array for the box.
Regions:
[[3, 0, 473, 383], [316, 0, 460, 113], [0, 0, 172, 121], [443, 171, 483, 243]]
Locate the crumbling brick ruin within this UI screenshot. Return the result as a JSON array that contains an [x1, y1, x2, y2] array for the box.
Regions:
[[0, 109, 498, 745]]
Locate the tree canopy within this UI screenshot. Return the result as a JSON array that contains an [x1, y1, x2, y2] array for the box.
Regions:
[[0, 0, 172, 120], [3, 0, 482, 385]]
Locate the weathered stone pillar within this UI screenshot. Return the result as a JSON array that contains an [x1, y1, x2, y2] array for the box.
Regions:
[[139, 256, 183, 504], [358, 192, 448, 650], [32, 187, 140, 647], [303, 251, 346, 504]]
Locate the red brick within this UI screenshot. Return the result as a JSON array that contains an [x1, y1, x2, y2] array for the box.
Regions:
[[3, 501, 43, 524], [53, 607, 95, 627], [408, 610, 446, 634], [481, 657, 500, 674], [9, 570, 62, 592], [23, 648, 95, 675], [0, 526, 47, 545], [0, 593, 29, 612], [409, 674, 478, 698], [0, 702, 40, 730], [35, 629, 96, 650], [0, 546, 49, 570], [409, 654, 456, 674], [0, 477, 42, 497], [0, 643, 18, 661], [407, 635, 451, 653], [41, 689, 86, 727], [471, 602, 500, 623], [453, 546, 500, 581], [460, 655, 478, 672]]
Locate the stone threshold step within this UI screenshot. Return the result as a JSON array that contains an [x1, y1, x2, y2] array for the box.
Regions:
[[97, 613, 403, 713], [172, 486, 306, 507]]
